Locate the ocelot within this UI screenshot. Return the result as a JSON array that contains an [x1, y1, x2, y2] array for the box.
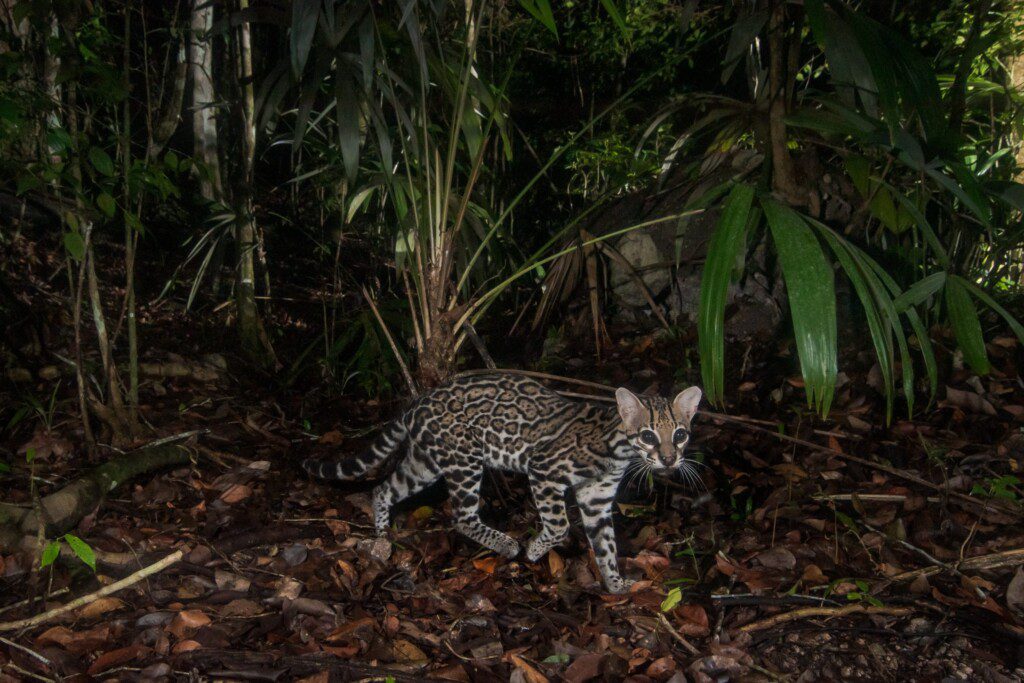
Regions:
[[302, 372, 702, 593]]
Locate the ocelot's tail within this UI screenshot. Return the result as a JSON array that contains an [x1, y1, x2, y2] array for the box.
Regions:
[[302, 420, 407, 481]]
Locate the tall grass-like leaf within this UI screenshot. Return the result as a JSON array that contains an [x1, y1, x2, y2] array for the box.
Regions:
[[951, 275, 1024, 345], [290, 0, 319, 77], [816, 229, 896, 420], [698, 184, 754, 407], [519, 0, 558, 38], [893, 272, 946, 312], [861, 261, 939, 407], [819, 226, 920, 417], [761, 199, 837, 416], [334, 68, 361, 182], [598, 0, 629, 39], [945, 276, 990, 375], [721, 10, 768, 84]]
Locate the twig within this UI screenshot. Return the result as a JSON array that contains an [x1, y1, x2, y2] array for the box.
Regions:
[[704, 413, 1019, 517], [738, 604, 913, 633], [362, 286, 418, 397], [0, 635, 52, 667], [0, 588, 69, 616], [140, 429, 208, 449], [1, 661, 56, 683], [813, 493, 941, 504], [0, 547, 186, 632], [462, 322, 496, 370], [888, 547, 1024, 583], [857, 519, 986, 600], [657, 612, 701, 656]]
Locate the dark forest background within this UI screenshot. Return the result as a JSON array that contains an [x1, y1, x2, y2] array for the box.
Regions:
[[3, 1, 1024, 680]]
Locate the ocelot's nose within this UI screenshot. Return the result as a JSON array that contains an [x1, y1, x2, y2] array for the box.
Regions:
[[660, 452, 677, 468]]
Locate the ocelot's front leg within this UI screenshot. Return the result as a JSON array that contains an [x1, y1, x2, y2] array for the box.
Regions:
[[576, 475, 631, 593]]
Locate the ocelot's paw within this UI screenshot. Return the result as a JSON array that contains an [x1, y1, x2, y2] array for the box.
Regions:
[[605, 576, 636, 594], [525, 539, 549, 563], [496, 538, 521, 559]]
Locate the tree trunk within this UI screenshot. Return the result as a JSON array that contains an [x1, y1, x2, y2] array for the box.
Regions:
[[233, 0, 276, 369], [190, 0, 223, 201], [0, 445, 192, 552]]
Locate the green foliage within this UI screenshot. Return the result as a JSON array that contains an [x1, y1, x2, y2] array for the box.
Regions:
[[40, 534, 97, 572]]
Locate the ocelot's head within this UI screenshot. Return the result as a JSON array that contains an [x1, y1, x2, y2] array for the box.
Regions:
[[615, 386, 702, 471]]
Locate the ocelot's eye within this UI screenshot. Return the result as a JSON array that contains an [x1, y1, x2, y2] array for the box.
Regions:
[[673, 428, 689, 445], [639, 430, 658, 446]]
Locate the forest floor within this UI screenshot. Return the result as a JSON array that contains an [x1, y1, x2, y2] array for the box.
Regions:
[[2, 233, 1024, 682]]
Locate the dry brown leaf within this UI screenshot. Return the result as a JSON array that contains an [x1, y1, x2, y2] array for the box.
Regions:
[[166, 610, 211, 638], [319, 430, 344, 445], [171, 639, 202, 654], [389, 639, 428, 663], [35, 625, 111, 654], [755, 546, 796, 570], [218, 483, 252, 504], [676, 604, 710, 636], [295, 673, 331, 683], [510, 654, 549, 683], [645, 656, 675, 680], [219, 599, 263, 617], [87, 645, 149, 676], [214, 569, 251, 592], [944, 386, 996, 415], [77, 596, 126, 620], [564, 653, 604, 683], [473, 556, 500, 574], [548, 550, 565, 578], [800, 564, 828, 585]]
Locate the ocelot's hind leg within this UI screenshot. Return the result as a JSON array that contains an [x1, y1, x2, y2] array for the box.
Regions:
[[371, 448, 440, 535], [447, 461, 520, 558]]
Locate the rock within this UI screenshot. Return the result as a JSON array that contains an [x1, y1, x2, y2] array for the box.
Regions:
[[609, 231, 671, 307]]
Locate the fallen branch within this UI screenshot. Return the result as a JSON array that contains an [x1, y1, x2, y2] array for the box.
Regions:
[[657, 612, 701, 655], [888, 547, 1024, 583], [0, 547, 186, 632], [738, 603, 913, 633], [0, 443, 193, 552], [857, 519, 985, 600]]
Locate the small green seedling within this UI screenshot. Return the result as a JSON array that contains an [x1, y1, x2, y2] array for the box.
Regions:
[[41, 534, 96, 572]]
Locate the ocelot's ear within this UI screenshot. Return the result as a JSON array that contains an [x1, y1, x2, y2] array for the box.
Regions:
[[615, 387, 644, 431], [673, 386, 703, 423]]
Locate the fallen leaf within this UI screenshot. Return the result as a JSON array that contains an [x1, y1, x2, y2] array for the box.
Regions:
[[77, 597, 126, 620], [218, 483, 252, 504], [645, 656, 675, 680], [564, 653, 604, 683], [388, 639, 428, 663], [548, 550, 565, 578], [166, 610, 211, 639], [87, 645, 149, 676], [944, 386, 996, 415], [755, 546, 796, 570], [319, 430, 344, 445], [36, 625, 111, 655], [171, 639, 202, 654], [676, 604, 710, 636], [510, 654, 549, 683], [800, 564, 828, 585], [295, 673, 331, 683], [474, 556, 499, 574], [220, 599, 263, 617], [214, 570, 251, 592]]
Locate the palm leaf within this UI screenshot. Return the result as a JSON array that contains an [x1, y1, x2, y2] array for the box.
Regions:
[[761, 198, 837, 416], [698, 184, 754, 407]]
